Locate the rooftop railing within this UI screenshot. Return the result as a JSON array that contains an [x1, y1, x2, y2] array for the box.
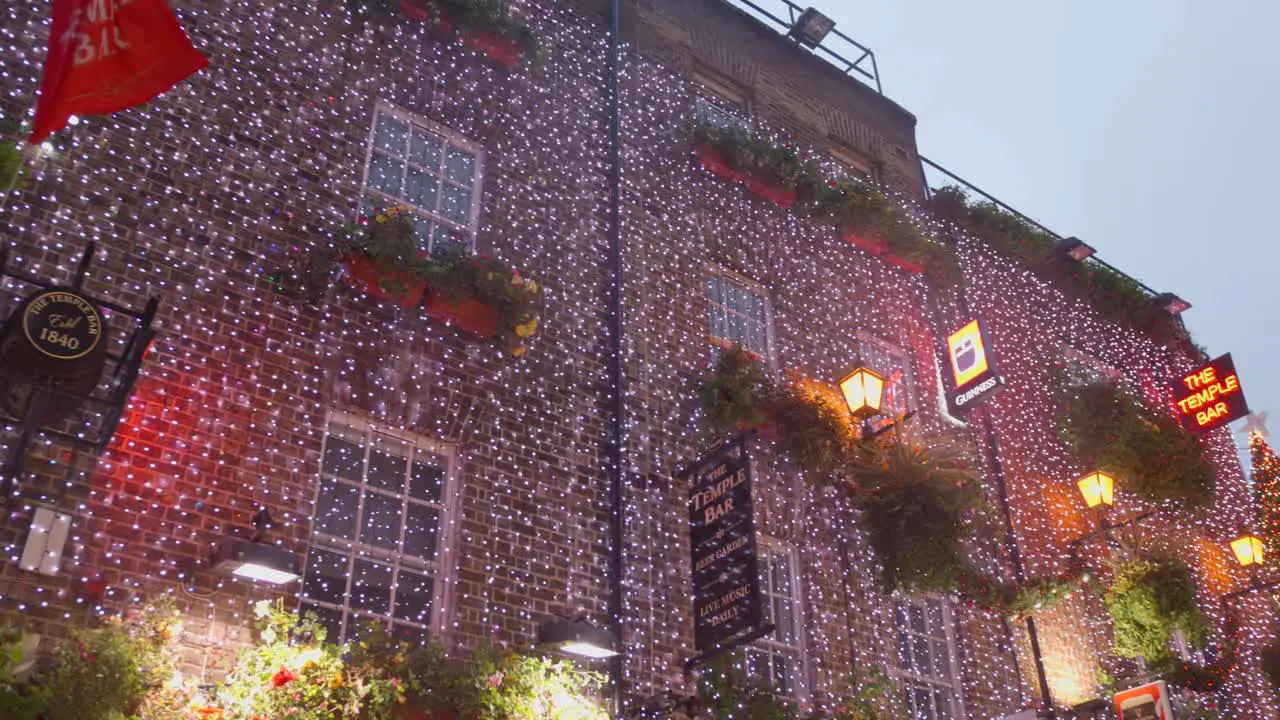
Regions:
[[723, 0, 883, 94]]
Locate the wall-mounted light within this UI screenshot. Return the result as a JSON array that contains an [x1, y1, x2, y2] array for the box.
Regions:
[[1055, 236, 1095, 263], [538, 618, 618, 659], [1076, 471, 1114, 509], [1153, 292, 1191, 315], [789, 8, 836, 48], [20, 506, 72, 576], [209, 509, 300, 585], [839, 366, 884, 420], [1230, 534, 1265, 568]]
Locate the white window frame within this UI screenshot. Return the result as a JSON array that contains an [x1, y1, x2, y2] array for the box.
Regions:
[[708, 265, 776, 367], [744, 538, 808, 699], [301, 410, 461, 643], [692, 65, 752, 129], [892, 596, 966, 720], [856, 334, 917, 432], [359, 101, 486, 251], [1061, 344, 1122, 387], [829, 143, 877, 184]]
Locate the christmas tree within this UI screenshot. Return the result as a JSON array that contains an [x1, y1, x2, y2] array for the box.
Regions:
[[1247, 417, 1280, 556]]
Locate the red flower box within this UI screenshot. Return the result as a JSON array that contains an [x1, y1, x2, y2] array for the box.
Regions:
[[841, 230, 888, 256], [744, 173, 797, 209], [695, 144, 744, 183], [345, 254, 426, 310], [424, 291, 500, 339], [883, 254, 925, 274], [465, 28, 522, 69]]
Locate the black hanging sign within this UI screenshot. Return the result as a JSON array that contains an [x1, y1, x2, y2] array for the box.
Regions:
[[0, 287, 109, 420], [682, 434, 770, 659], [19, 289, 105, 360]]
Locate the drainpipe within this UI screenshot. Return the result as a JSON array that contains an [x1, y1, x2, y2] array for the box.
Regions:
[[605, 0, 627, 713]]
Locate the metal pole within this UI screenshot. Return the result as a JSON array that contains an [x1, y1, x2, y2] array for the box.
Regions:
[[606, 0, 627, 713]]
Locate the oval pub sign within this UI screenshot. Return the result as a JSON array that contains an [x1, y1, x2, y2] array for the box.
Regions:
[[20, 289, 104, 360]]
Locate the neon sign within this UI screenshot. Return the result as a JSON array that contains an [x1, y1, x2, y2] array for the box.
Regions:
[[1172, 353, 1249, 432]]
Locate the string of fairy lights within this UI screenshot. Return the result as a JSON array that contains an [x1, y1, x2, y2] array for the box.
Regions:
[[0, 0, 1272, 716]]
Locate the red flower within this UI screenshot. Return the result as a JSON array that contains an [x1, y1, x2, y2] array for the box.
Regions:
[[271, 666, 297, 688]]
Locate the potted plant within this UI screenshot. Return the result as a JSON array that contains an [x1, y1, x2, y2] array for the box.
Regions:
[[400, 0, 539, 69], [343, 207, 428, 310]]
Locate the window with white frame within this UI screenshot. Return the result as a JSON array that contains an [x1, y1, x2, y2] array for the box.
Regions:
[[857, 336, 916, 433], [301, 414, 455, 644], [742, 542, 806, 697], [829, 144, 877, 184], [708, 270, 773, 362], [361, 104, 484, 252], [1061, 344, 1121, 387], [893, 597, 963, 720], [692, 65, 751, 130]]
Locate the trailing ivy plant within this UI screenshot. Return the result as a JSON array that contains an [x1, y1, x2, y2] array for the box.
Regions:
[[1104, 557, 1209, 664], [1058, 379, 1215, 508], [930, 185, 1196, 354]]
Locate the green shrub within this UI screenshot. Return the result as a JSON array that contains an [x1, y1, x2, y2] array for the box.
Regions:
[[1105, 557, 1208, 663]]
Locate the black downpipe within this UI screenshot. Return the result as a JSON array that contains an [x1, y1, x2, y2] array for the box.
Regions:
[[606, 0, 627, 713]]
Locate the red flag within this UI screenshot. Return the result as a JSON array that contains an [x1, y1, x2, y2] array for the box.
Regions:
[[30, 0, 208, 143]]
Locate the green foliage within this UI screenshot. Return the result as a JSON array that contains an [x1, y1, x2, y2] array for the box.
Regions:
[[348, 0, 540, 66], [698, 656, 798, 720], [0, 119, 27, 195], [470, 646, 609, 720], [216, 600, 404, 720], [849, 433, 980, 594], [697, 344, 771, 431], [1104, 557, 1208, 663], [1261, 639, 1280, 690], [958, 570, 1082, 618], [332, 206, 542, 355], [1058, 379, 1215, 507], [402, 642, 480, 714], [822, 668, 892, 720], [931, 185, 1195, 353], [45, 598, 182, 720], [693, 120, 819, 191], [0, 625, 47, 720]]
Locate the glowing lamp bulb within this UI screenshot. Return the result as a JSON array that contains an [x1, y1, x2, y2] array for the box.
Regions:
[[1230, 534, 1265, 568], [839, 366, 885, 420], [1076, 471, 1114, 509]]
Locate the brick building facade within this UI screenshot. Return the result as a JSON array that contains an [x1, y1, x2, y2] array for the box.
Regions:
[[0, 0, 1272, 717]]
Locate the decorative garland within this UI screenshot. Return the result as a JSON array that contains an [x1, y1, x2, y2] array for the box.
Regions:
[[1056, 377, 1215, 508], [930, 186, 1197, 356]]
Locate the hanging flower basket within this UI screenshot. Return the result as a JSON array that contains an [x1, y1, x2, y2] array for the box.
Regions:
[[883, 254, 925, 274], [743, 173, 797, 209], [841, 230, 889, 256], [345, 253, 426, 310], [400, 1, 529, 69], [424, 291, 500, 339]]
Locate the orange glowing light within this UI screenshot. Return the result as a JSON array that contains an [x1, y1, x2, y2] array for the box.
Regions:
[[1230, 534, 1265, 568], [839, 367, 885, 420], [1076, 471, 1114, 509]]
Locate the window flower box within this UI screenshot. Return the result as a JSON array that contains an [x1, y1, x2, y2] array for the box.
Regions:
[[841, 230, 889, 256], [424, 290, 500, 339], [695, 143, 744, 184], [401, 0, 530, 69], [344, 253, 426, 310], [744, 173, 797, 209]]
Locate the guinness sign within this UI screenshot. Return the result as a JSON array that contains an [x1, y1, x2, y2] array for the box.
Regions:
[[0, 287, 110, 419], [682, 435, 771, 659]]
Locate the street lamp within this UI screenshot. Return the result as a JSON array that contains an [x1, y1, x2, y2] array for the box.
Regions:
[[839, 366, 884, 420], [1230, 534, 1265, 568], [1055, 236, 1096, 263], [1076, 471, 1115, 509]]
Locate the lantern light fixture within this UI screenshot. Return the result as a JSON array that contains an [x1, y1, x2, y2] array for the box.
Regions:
[[1055, 236, 1096, 263], [538, 617, 618, 659], [1230, 534, 1265, 568], [1154, 292, 1192, 315], [788, 8, 836, 48], [1076, 470, 1115, 509], [839, 366, 885, 420]]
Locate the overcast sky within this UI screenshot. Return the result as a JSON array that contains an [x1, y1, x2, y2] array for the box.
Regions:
[[764, 0, 1280, 445]]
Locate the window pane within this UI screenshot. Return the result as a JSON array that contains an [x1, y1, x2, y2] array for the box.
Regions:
[[368, 449, 409, 492], [403, 168, 440, 212], [771, 555, 791, 596], [445, 147, 476, 186], [315, 480, 360, 539], [931, 637, 951, 678], [394, 569, 434, 625], [773, 654, 793, 696], [934, 688, 953, 720], [910, 604, 928, 634], [322, 437, 365, 481], [410, 129, 444, 168], [727, 312, 747, 345], [302, 549, 348, 606], [392, 622, 429, 644], [374, 115, 410, 155], [431, 226, 465, 253], [439, 184, 471, 224], [411, 460, 445, 503], [360, 491, 403, 551], [368, 154, 405, 197], [912, 636, 931, 677], [708, 276, 723, 305], [709, 305, 728, 340], [350, 559, 394, 614], [404, 503, 441, 561]]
